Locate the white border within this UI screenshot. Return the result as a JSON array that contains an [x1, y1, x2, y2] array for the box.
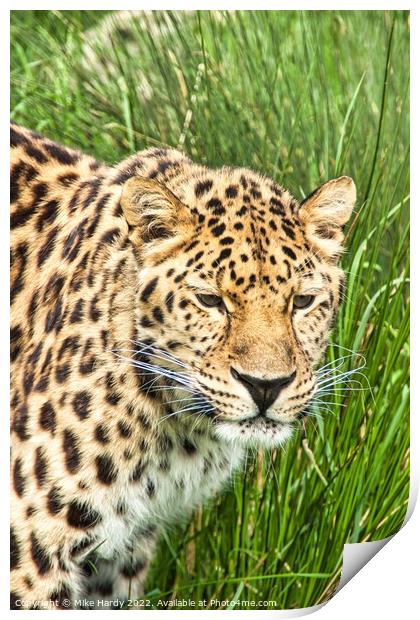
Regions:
[[3, 4, 417, 618], [2, 2, 416, 9]]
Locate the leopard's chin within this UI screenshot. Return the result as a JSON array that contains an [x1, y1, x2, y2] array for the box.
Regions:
[[213, 416, 295, 448]]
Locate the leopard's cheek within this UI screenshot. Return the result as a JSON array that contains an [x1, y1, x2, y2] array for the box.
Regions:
[[135, 271, 224, 363], [293, 312, 333, 365]]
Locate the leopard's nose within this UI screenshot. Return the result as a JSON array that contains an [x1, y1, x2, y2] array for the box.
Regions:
[[231, 368, 296, 414]]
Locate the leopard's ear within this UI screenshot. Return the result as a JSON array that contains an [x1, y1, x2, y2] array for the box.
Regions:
[[121, 176, 192, 246], [299, 176, 356, 261]]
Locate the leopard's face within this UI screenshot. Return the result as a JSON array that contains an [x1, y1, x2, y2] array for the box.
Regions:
[[122, 165, 356, 448]]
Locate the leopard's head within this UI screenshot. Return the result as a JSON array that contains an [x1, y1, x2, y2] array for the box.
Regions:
[[120, 150, 356, 447]]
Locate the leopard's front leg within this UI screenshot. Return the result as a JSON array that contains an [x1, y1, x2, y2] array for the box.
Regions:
[[84, 528, 158, 609]]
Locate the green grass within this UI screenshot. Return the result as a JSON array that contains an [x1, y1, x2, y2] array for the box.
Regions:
[[11, 10, 409, 610]]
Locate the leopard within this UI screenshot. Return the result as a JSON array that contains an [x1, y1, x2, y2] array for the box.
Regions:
[[10, 122, 356, 610]]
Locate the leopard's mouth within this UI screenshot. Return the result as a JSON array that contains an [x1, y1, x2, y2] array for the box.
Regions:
[[233, 412, 292, 428], [165, 386, 302, 448]]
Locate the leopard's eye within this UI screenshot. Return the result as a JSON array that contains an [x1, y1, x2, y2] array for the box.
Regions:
[[196, 293, 225, 309], [293, 294, 315, 310]]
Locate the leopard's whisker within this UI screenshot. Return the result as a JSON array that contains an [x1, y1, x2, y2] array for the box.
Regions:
[[164, 396, 206, 406], [112, 342, 194, 376], [148, 385, 199, 396], [316, 384, 369, 393], [316, 353, 358, 372], [316, 369, 367, 387], [159, 403, 214, 424], [114, 354, 196, 390], [133, 340, 192, 370], [315, 355, 361, 378]]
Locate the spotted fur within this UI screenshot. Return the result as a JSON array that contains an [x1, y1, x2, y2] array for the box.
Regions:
[[10, 123, 356, 608]]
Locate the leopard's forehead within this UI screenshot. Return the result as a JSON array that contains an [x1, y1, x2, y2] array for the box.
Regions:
[[175, 166, 299, 223], [122, 148, 299, 222], [117, 147, 342, 301], [165, 167, 320, 298]]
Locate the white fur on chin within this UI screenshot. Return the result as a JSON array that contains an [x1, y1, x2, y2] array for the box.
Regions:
[[214, 419, 294, 449]]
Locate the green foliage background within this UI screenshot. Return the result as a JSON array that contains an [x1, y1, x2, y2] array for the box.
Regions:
[[11, 10, 409, 610]]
